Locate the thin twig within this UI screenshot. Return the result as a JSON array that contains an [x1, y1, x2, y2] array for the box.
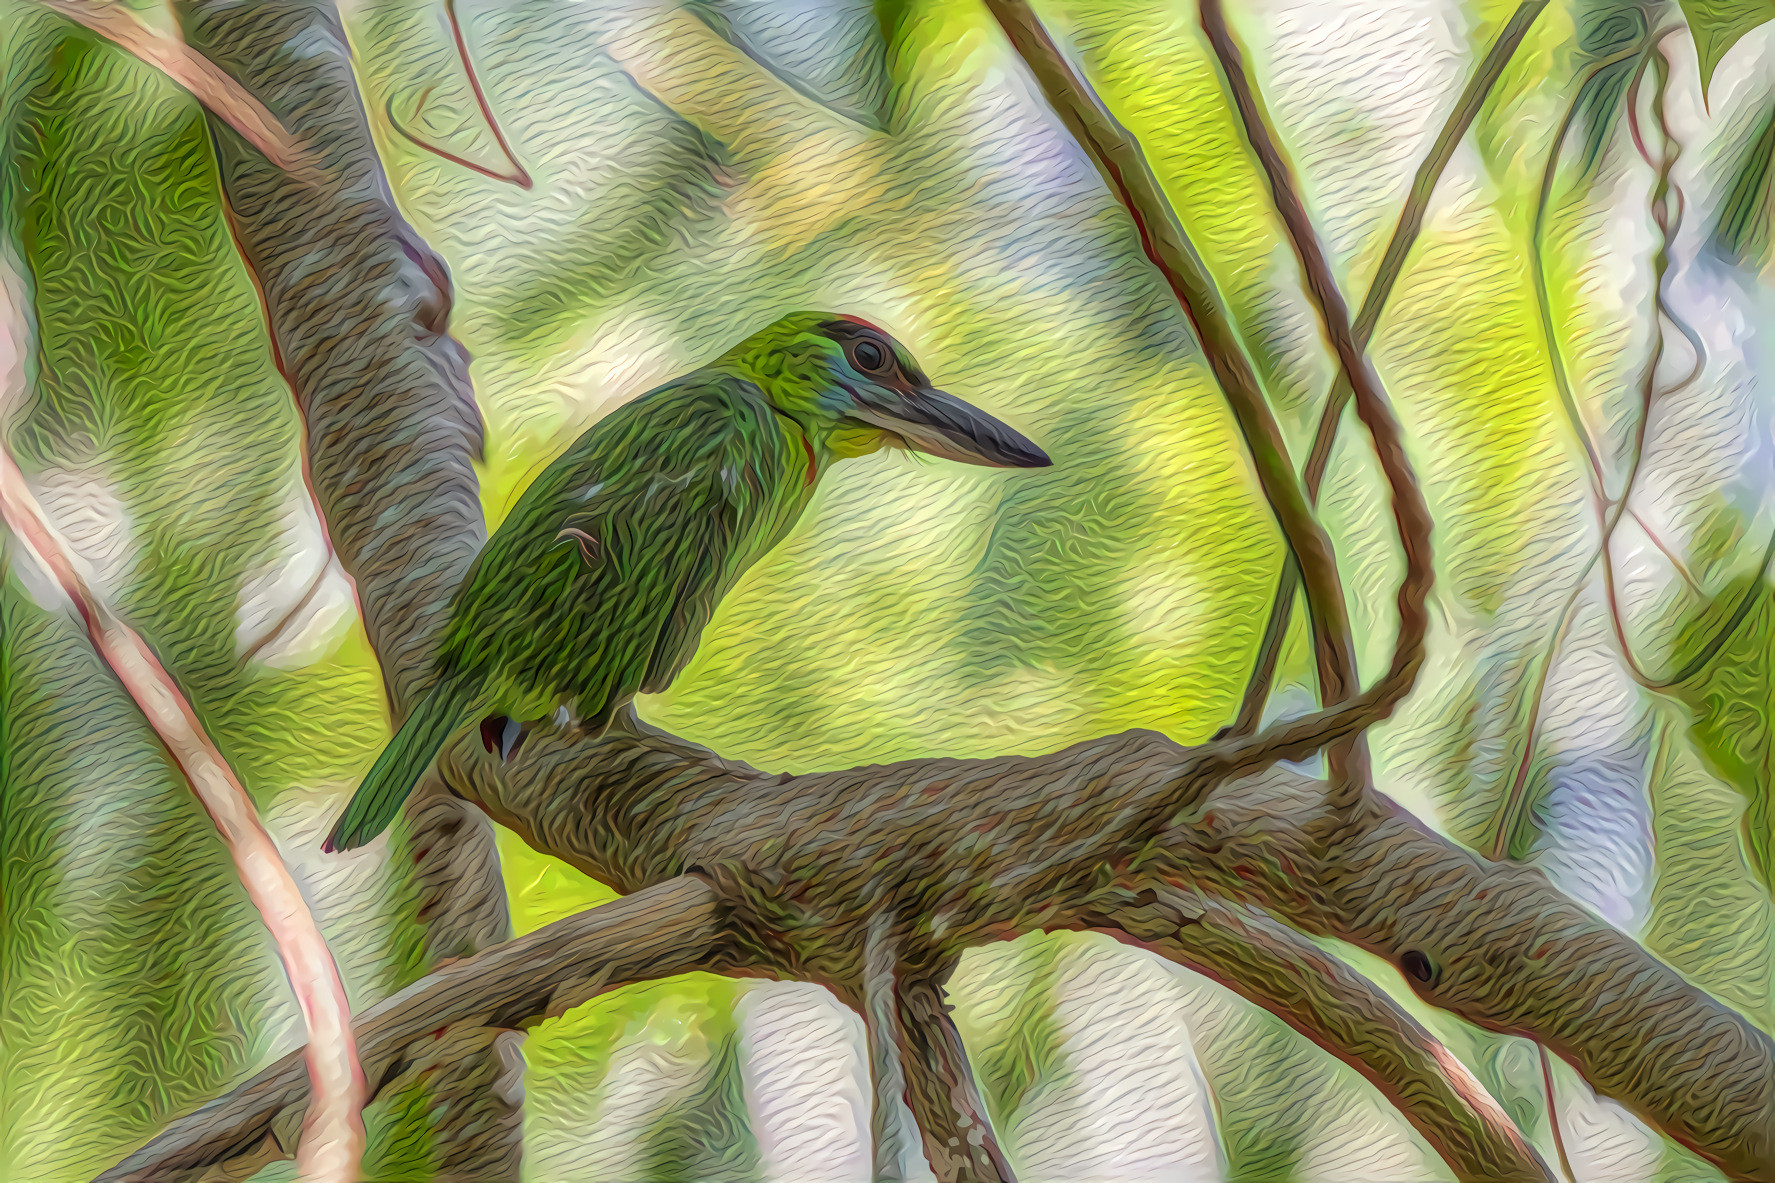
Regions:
[[1531, 40, 1662, 490], [238, 557, 336, 666], [982, 0, 1358, 718], [1488, 548, 1600, 862], [1199, 0, 1436, 816], [1488, 38, 1677, 862], [32, 0, 325, 186], [1591, 45, 1771, 692], [1230, 0, 1550, 736], [1540, 1044, 1577, 1182], [384, 0, 533, 189], [0, 443, 364, 1180]]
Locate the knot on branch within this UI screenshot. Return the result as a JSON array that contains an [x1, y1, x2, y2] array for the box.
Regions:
[[1078, 880, 1204, 943]]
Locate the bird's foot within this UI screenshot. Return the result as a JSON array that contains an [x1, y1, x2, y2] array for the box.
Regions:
[[479, 715, 532, 763]]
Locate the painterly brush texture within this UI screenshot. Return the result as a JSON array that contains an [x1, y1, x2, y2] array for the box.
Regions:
[[7, 0, 1775, 1181], [324, 311, 1047, 851]]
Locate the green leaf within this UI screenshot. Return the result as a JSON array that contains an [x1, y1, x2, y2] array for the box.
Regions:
[[1678, 0, 1775, 101], [1710, 99, 1775, 267], [1665, 526, 1775, 890]]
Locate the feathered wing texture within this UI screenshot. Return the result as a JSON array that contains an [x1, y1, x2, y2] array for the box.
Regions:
[[433, 373, 810, 731], [322, 675, 480, 851], [323, 375, 809, 852]]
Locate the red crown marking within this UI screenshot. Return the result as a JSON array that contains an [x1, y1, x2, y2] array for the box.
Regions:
[[835, 313, 888, 336]]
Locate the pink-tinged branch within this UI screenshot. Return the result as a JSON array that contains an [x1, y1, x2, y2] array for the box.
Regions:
[[0, 439, 364, 1177], [33, 0, 326, 186]]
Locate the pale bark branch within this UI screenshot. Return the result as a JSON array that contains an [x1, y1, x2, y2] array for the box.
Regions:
[[94, 877, 724, 1183], [864, 912, 921, 1182], [0, 322, 366, 1180], [166, 0, 516, 1176], [30, 0, 325, 185]]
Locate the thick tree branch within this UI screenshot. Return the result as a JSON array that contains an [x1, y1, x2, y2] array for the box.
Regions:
[[864, 912, 921, 1182], [436, 718, 1775, 1180], [94, 877, 724, 1183], [173, 0, 485, 714], [167, 0, 516, 1175], [1088, 887, 1550, 1183], [1233, 0, 1550, 736]]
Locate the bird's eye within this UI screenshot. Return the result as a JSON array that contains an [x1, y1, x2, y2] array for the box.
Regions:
[[852, 340, 888, 372]]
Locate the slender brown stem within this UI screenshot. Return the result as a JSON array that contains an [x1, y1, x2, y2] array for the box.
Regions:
[[1540, 1044, 1577, 1182], [1199, 0, 1435, 817], [1488, 550, 1600, 862], [981, 0, 1357, 715], [1532, 41, 1660, 495], [385, 0, 533, 189], [983, 0, 1444, 790], [1229, 1, 1550, 737]]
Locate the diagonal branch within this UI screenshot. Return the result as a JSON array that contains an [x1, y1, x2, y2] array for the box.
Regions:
[[94, 877, 724, 1183], [1087, 886, 1551, 1183], [32, 0, 325, 185], [0, 352, 365, 1178], [891, 976, 1017, 1183], [981, 0, 1358, 713], [983, 0, 1432, 799]]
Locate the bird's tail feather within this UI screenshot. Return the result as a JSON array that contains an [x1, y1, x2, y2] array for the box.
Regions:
[[323, 680, 477, 853]]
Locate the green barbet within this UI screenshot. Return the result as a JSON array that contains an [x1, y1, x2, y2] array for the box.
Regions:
[[323, 311, 1050, 852]]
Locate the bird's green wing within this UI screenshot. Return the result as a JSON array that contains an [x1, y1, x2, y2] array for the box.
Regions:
[[433, 375, 802, 725]]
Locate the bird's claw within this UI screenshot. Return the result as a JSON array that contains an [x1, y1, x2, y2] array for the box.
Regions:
[[479, 715, 530, 763]]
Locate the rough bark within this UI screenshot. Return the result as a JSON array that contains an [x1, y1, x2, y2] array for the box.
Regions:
[[167, 0, 517, 1175], [438, 717, 1775, 1181], [1091, 888, 1548, 1182]]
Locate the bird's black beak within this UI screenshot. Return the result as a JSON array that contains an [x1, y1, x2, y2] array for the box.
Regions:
[[847, 387, 1051, 469]]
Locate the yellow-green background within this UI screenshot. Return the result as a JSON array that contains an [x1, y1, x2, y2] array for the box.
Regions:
[[5, 0, 1775, 1179]]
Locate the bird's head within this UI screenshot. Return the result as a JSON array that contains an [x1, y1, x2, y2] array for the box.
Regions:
[[718, 312, 1052, 469]]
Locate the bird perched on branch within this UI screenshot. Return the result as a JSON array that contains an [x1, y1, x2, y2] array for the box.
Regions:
[[323, 311, 1051, 852]]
